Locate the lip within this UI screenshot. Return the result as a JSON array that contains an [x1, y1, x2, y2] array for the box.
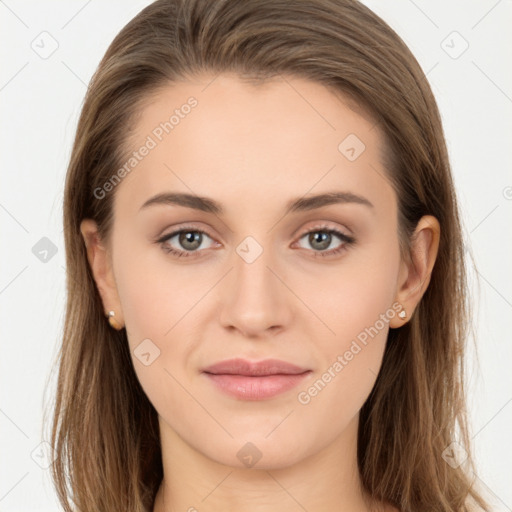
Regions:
[[202, 358, 311, 400], [202, 358, 309, 376]]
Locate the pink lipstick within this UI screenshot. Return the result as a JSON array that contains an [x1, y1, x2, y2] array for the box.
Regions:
[[202, 358, 311, 400]]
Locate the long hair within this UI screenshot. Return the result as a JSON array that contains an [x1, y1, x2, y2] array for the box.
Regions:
[[44, 0, 491, 510]]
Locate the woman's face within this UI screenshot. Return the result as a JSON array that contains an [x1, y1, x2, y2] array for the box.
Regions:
[[88, 73, 410, 469]]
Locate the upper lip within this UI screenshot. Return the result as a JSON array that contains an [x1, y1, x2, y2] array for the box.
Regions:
[[202, 358, 310, 376]]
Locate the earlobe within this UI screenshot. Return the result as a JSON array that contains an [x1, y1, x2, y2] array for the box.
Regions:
[[80, 219, 125, 328], [390, 215, 440, 328]]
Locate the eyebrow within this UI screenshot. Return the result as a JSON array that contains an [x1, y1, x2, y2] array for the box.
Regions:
[[138, 191, 374, 215]]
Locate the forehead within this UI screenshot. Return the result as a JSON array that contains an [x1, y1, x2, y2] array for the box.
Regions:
[[113, 72, 393, 219]]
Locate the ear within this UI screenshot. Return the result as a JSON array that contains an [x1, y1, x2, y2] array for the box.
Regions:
[[80, 219, 124, 327], [389, 215, 440, 328]]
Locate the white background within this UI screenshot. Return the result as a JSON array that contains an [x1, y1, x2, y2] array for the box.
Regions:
[[1, 1, 511, 510]]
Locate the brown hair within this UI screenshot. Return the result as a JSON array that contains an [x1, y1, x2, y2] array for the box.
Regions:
[[44, 0, 490, 510]]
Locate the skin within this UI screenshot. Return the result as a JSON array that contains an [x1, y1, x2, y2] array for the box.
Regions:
[[81, 73, 440, 512]]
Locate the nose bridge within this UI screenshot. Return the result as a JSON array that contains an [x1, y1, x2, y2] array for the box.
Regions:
[[219, 234, 290, 335], [235, 235, 275, 293]]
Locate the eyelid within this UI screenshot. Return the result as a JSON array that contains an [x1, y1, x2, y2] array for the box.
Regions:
[[156, 223, 215, 240], [295, 221, 353, 239]]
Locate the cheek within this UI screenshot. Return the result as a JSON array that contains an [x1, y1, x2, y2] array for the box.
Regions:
[[292, 279, 399, 450], [113, 234, 209, 341], [306, 234, 400, 348], [113, 249, 204, 425], [112, 231, 225, 391], [298, 234, 400, 404]]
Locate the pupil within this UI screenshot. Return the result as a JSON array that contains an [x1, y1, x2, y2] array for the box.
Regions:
[[180, 231, 201, 250], [310, 231, 330, 250]]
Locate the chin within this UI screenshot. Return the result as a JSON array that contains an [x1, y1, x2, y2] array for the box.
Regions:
[[201, 435, 310, 471]]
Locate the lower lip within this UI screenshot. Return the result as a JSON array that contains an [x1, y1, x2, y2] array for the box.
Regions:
[[203, 372, 311, 400]]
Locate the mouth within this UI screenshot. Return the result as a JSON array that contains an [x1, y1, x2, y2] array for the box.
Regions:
[[201, 358, 312, 400]]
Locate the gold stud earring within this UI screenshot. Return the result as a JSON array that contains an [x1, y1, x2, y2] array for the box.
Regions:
[[107, 310, 123, 330], [398, 309, 407, 319]]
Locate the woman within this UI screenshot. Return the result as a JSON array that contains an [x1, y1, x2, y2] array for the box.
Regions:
[[47, 0, 491, 510]]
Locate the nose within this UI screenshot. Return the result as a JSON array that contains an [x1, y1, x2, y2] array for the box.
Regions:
[[218, 241, 292, 338]]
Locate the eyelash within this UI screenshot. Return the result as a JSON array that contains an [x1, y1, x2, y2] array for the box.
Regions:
[[156, 223, 356, 259]]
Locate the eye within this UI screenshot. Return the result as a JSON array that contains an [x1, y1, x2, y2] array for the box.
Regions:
[[156, 226, 217, 258], [156, 223, 356, 260], [295, 224, 356, 258]]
